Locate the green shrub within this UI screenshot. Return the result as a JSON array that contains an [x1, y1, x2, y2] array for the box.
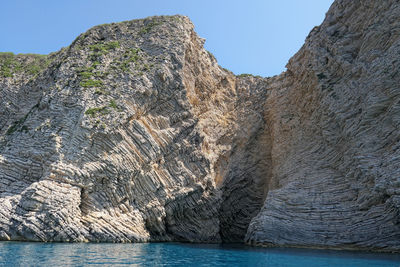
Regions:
[[92, 61, 101, 68], [109, 99, 118, 109], [89, 44, 106, 53], [105, 41, 120, 50], [89, 41, 120, 53], [85, 106, 108, 117], [1, 66, 13, 77], [79, 71, 93, 79], [139, 21, 161, 35], [80, 79, 103, 88], [142, 64, 150, 71], [116, 48, 143, 73], [237, 73, 262, 78], [0, 52, 51, 78], [0, 52, 14, 56], [94, 88, 107, 95], [207, 51, 215, 59], [237, 73, 252, 78]]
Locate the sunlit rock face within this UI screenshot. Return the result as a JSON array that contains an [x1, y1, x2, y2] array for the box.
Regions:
[[1, 0, 399, 252], [0, 16, 229, 243]]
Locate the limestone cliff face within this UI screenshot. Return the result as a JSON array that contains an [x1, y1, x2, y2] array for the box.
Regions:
[[245, 0, 400, 251], [0, 0, 399, 252], [0, 16, 229, 242]]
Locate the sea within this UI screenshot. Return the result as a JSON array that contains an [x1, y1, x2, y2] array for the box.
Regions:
[[0, 242, 399, 266]]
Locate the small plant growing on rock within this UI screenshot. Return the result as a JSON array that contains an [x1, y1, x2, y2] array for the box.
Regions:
[[139, 21, 161, 35], [0, 52, 51, 78], [85, 106, 109, 117], [89, 41, 120, 53], [237, 73, 262, 78], [109, 99, 118, 109], [80, 79, 103, 88]]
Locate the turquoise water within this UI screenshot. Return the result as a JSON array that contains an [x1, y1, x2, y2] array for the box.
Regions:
[[0, 242, 399, 266]]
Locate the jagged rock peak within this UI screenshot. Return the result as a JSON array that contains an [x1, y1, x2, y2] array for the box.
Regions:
[[0, 14, 256, 243]]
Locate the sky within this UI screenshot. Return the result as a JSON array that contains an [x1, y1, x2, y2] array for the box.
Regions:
[[0, 0, 334, 77]]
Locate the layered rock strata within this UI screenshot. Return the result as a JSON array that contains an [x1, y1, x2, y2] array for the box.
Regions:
[[0, 0, 399, 252], [245, 0, 400, 251]]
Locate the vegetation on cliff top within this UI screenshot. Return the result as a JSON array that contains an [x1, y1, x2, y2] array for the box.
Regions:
[[237, 73, 263, 79], [0, 52, 52, 78]]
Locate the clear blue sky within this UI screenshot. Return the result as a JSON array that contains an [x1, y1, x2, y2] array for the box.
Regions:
[[0, 0, 333, 77]]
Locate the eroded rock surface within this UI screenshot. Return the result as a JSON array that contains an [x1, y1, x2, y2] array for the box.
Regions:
[[0, 16, 230, 242], [245, 0, 400, 251], [0, 0, 399, 252]]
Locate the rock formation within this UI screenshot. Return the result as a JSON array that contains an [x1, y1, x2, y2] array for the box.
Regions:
[[0, 0, 399, 252], [245, 0, 400, 251]]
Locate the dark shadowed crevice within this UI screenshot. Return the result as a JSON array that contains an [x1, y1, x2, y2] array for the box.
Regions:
[[218, 121, 272, 243]]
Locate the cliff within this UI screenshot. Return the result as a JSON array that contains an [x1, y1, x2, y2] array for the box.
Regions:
[[0, 0, 399, 252]]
